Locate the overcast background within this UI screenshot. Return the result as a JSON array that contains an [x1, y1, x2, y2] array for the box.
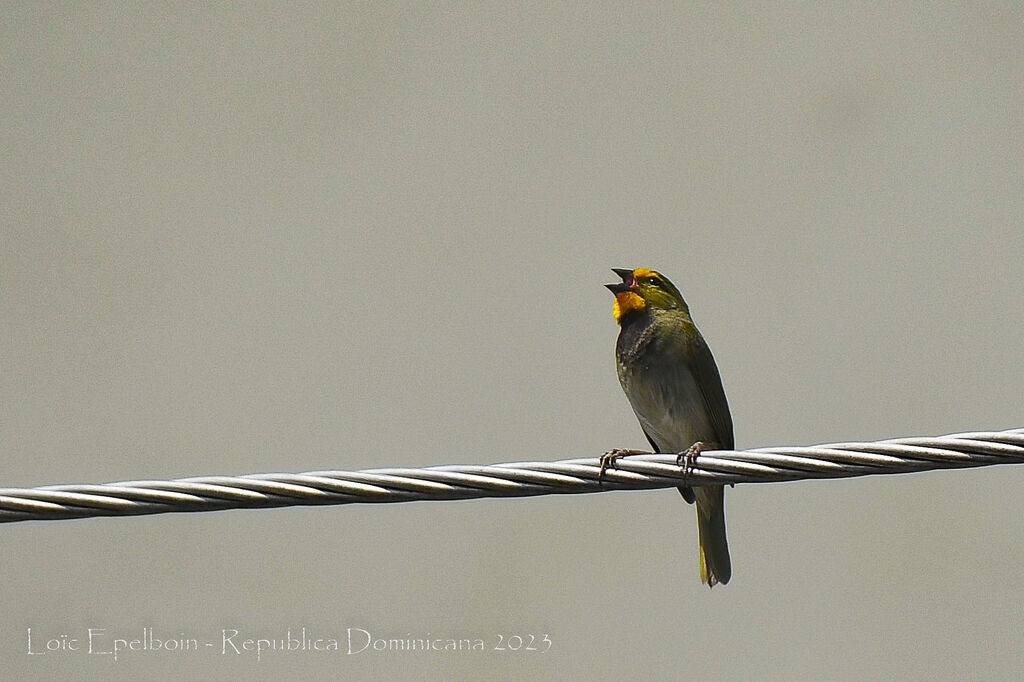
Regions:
[[3, 3, 1023, 680]]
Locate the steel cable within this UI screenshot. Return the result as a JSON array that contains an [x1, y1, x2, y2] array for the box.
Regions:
[[1, 428, 1022, 523]]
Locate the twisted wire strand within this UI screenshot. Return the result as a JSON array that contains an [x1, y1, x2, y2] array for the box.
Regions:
[[2, 428, 1022, 524]]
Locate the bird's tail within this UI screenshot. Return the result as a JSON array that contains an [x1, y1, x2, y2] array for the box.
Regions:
[[694, 485, 731, 587]]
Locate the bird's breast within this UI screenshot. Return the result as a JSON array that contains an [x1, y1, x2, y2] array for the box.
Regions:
[[616, 321, 716, 453]]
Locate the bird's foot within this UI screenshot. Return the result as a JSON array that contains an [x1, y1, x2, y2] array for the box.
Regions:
[[675, 441, 705, 485], [598, 449, 646, 485]]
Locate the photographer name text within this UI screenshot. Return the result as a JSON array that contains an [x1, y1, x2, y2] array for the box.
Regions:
[[25, 627, 552, 661]]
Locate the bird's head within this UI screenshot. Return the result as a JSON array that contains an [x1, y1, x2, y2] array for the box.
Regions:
[[606, 267, 688, 323]]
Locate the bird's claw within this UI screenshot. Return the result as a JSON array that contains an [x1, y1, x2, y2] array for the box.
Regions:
[[598, 449, 646, 485], [676, 441, 705, 485]]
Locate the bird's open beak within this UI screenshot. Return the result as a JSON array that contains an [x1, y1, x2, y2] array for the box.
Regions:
[[605, 268, 635, 293]]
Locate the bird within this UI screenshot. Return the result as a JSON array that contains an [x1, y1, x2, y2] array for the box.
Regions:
[[604, 267, 733, 587]]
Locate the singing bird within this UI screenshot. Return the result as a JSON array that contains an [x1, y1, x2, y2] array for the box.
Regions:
[[605, 267, 733, 587]]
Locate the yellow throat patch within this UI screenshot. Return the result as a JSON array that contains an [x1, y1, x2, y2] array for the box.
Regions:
[[612, 291, 646, 323]]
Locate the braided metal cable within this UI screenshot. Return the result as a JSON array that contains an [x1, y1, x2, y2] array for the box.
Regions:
[[2, 428, 1022, 524]]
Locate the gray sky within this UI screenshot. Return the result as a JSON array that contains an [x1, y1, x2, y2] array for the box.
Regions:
[[3, 3, 1023, 679]]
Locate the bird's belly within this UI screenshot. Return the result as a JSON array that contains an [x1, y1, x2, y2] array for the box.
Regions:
[[624, 366, 715, 453]]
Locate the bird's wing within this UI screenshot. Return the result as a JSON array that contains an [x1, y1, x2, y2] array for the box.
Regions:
[[688, 328, 735, 450]]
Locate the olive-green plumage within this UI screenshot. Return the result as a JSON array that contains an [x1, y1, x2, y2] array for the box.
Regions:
[[606, 267, 733, 587]]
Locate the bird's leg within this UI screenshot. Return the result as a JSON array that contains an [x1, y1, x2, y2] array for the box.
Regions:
[[676, 441, 705, 486], [598, 448, 647, 484]]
